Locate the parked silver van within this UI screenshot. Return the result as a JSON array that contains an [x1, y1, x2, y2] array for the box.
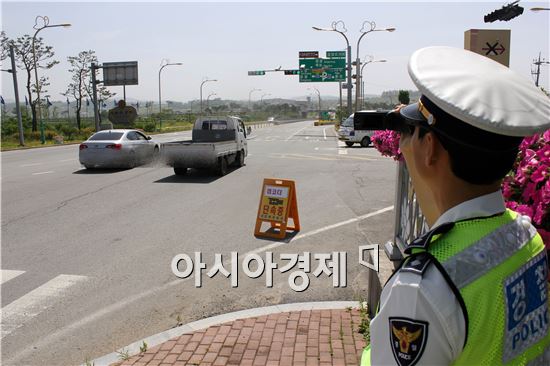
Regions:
[[338, 110, 388, 147]]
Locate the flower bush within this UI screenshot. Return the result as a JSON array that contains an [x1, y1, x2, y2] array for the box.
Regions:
[[372, 130, 550, 248], [502, 131, 550, 248], [371, 131, 402, 161]]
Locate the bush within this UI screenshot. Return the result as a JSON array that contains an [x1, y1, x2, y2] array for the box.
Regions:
[[60, 125, 79, 140], [44, 130, 57, 141], [143, 122, 156, 132]]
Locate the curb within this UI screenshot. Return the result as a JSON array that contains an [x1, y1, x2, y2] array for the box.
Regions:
[[90, 301, 359, 366]]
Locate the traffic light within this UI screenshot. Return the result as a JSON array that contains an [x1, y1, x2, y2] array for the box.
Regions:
[[484, 1, 524, 23], [284, 70, 300, 75]]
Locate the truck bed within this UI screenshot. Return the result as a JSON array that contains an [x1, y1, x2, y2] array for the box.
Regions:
[[162, 140, 238, 169]]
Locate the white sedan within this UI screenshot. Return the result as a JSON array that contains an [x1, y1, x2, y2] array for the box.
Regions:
[[79, 129, 160, 169]]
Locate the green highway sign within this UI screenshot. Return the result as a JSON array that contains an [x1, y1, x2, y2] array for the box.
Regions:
[[326, 51, 346, 59], [298, 57, 346, 82], [248, 70, 266, 76], [284, 69, 300, 75]]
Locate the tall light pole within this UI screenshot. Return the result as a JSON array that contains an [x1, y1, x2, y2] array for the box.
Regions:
[[206, 92, 217, 113], [313, 21, 352, 116], [248, 88, 261, 111], [308, 87, 321, 121], [260, 93, 271, 103], [360, 57, 386, 109], [355, 21, 395, 112], [32, 16, 71, 144], [200, 78, 217, 115], [158, 60, 183, 131]]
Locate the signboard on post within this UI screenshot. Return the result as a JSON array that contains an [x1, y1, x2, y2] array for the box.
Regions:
[[248, 70, 266, 76], [326, 51, 346, 59], [299, 57, 346, 82], [254, 178, 300, 239], [284, 69, 300, 75], [464, 29, 510, 66], [299, 51, 319, 58], [102, 61, 138, 86]]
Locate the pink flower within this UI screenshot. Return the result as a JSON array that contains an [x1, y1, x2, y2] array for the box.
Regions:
[[515, 204, 534, 218], [537, 228, 550, 250]]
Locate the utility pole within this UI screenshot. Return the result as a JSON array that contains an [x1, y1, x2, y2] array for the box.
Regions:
[[532, 52, 550, 87], [9, 45, 25, 146], [91, 62, 100, 131]]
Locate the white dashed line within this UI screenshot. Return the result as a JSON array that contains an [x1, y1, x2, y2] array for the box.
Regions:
[[1, 270, 26, 285], [32, 171, 54, 175], [338, 149, 348, 155], [323, 128, 327, 140], [20, 163, 42, 167]]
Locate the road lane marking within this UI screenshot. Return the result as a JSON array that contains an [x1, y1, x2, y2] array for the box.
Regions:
[[19, 163, 42, 167], [31, 171, 54, 175], [0, 274, 87, 339], [59, 159, 74, 162], [1, 270, 25, 285], [323, 128, 327, 140], [6, 205, 393, 364], [338, 149, 348, 155], [285, 125, 308, 141]]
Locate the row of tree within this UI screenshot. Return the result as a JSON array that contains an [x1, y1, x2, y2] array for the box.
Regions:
[[0, 31, 114, 131]]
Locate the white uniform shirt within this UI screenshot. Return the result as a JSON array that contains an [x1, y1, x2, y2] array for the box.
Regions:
[[370, 191, 507, 365]]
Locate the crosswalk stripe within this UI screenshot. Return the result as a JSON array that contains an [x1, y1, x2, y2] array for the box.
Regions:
[[0, 274, 87, 339], [1, 270, 26, 285]]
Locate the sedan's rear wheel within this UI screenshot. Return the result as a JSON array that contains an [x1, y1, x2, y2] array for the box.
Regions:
[[174, 167, 188, 176], [345, 141, 354, 147], [361, 137, 371, 148]]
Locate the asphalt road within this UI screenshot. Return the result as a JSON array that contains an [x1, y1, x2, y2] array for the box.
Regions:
[[1, 121, 397, 365]]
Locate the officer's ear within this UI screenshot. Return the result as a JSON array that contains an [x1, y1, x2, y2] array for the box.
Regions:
[[420, 131, 443, 168]]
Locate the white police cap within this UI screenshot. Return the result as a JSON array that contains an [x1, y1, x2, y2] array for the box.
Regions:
[[407, 46, 550, 137]]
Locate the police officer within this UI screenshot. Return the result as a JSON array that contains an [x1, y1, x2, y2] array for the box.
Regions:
[[362, 46, 550, 365]]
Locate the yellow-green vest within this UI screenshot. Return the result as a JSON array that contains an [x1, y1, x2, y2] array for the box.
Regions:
[[362, 210, 550, 365]]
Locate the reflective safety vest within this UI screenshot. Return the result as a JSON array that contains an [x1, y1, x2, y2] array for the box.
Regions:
[[362, 210, 550, 365]]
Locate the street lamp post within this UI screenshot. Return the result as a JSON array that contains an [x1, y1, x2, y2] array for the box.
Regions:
[[158, 60, 183, 131], [260, 93, 271, 103], [360, 57, 386, 109], [313, 21, 352, 116], [355, 21, 395, 112], [308, 87, 321, 121], [248, 88, 261, 111], [32, 16, 71, 144], [200, 78, 217, 115], [206, 92, 217, 113]]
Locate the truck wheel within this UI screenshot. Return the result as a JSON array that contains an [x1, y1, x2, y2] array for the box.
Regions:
[[361, 137, 371, 148], [345, 141, 354, 147], [174, 167, 188, 176], [235, 150, 245, 167], [217, 157, 228, 176]]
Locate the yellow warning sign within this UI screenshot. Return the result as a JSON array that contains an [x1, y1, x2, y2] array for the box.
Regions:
[[254, 178, 300, 239]]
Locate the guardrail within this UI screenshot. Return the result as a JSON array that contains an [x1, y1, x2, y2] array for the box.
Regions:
[[366, 161, 427, 316]]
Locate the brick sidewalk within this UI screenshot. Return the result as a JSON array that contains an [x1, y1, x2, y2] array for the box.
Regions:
[[112, 309, 367, 366]]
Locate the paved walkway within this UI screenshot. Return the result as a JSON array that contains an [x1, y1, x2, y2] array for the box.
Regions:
[[108, 307, 367, 366]]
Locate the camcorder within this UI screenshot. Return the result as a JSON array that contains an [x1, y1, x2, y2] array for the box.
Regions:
[[353, 110, 413, 134]]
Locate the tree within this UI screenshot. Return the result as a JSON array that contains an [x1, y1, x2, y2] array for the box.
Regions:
[[63, 50, 98, 130], [398, 90, 410, 105], [0, 31, 59, 131]]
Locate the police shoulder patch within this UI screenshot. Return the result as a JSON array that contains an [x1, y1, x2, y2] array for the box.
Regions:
[[389, 317, 429, 366]]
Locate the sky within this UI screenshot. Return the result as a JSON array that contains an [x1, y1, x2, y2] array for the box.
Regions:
[[1, 0, 549, 104]]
